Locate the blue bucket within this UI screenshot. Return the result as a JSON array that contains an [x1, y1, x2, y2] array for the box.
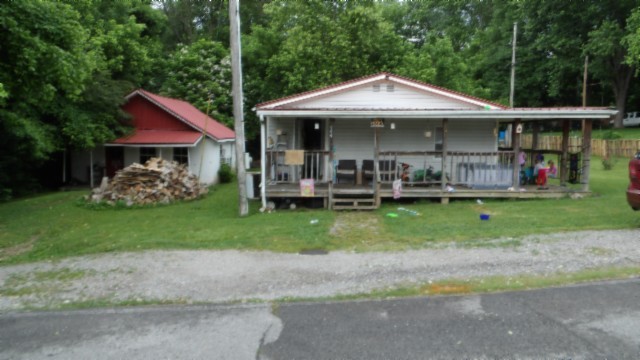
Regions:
[[480, 214, 490, 221]]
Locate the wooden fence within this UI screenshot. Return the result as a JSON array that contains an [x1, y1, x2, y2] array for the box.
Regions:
[[521, 135, 640, 158]]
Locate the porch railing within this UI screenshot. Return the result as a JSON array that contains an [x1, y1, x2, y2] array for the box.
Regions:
[[379, 150, 516, 188], [266, 149, 329, 183]]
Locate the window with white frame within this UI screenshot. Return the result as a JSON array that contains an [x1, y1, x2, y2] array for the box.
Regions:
[[220, 145, 232, 164], [140, 147, 156, 164], [173, 147, 189, 165]]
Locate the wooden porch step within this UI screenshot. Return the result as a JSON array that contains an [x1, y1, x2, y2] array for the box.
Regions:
[[331, 196, 378, 210]]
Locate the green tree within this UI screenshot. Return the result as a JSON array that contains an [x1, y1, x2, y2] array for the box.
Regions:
[[0, 1, 95, 197], [160, 39, 233, 127]]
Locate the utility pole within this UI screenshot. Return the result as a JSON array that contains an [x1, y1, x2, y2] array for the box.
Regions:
[[509, 22, 517, 108], [582, 56, 588, 108], [229, 0, 248, 216]]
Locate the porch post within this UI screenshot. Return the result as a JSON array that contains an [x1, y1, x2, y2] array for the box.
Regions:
[[440, 119, 448, 201], [532, 121, 540, 153], [374, 125, 381, 207], [512, 119, 522, 190], [260, 115, 267, 209], [582, 119, 592, 192], [328, 118, 335, 210], [560, 119, 570, 186]]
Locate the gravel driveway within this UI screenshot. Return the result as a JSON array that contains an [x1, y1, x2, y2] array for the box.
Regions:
[[1, 229, 639, 311]]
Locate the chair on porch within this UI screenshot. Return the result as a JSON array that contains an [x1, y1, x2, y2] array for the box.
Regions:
[[362, 160, 374, 185], [335, 159, 357, 184]]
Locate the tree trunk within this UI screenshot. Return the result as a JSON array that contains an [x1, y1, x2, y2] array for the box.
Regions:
[[611, 62, 633, 128]]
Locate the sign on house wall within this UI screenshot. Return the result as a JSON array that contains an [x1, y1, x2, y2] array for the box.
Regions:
[[370, 118, 385, 128]]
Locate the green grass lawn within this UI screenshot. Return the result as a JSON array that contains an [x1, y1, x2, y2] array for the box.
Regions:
[[1, 156, 639, 265]]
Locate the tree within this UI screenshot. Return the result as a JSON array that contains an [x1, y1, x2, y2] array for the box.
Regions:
[[573, 1, 637, 128], [160, 39, 233, 127], [0, 1, 95, 197]]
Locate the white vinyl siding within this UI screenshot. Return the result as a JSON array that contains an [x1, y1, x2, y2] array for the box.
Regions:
[[447, 120, 497, 152], [289, 81, 481, 110]]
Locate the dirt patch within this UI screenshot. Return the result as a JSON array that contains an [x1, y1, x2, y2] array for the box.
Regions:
[[329, 212, 380, 239], [0, 236, 37, 262]]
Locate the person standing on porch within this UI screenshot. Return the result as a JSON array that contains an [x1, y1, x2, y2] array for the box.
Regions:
[[519, 150, 526, 169], [547, 160, 557, 178]]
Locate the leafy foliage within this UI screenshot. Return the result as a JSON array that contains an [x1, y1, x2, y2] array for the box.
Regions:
[[159, 39, 233, 127], [217, 163, 235, 183]]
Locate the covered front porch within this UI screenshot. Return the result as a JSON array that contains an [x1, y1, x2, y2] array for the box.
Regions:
[[265, 146, 588, 210], [255, 73, 616, 210]]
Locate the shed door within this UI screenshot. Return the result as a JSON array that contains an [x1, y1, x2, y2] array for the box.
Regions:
[[105, 147, 124, 178]]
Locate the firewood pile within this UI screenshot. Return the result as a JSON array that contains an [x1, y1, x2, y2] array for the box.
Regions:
[[89, 158, 208, 205]]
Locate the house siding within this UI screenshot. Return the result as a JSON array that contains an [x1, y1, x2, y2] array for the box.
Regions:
[[123, 96, 193, 131], [291, 81, 480, 110]]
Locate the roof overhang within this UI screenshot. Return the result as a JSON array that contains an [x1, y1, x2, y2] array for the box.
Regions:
[[106, 130, 204, 147], [256, 108, 618, 120]]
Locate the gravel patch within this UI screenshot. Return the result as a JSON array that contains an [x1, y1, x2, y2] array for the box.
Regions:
[[0, 229, 639, 311]]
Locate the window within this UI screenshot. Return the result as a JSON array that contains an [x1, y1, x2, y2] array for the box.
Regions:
[[173, 147, 189, 165], [220, 145, 231, 165], [140, 147, 156, 164]]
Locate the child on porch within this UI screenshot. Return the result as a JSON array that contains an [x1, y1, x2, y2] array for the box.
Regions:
[[547, 160, 557, 178]]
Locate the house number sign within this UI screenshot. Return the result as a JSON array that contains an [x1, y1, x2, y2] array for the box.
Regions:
[[370, 118, 385, 128]]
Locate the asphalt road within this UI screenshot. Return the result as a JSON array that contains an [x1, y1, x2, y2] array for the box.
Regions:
[[1, 279, 640, 359]]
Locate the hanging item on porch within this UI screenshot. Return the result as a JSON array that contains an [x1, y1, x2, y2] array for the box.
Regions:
[[300, 178, 315, 197], [285, 150, 305, 165], [370, 118, 385, 128], [393, 179, 402, 199]]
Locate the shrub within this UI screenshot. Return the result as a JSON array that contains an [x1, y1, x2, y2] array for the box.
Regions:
[[602, 156, 616, 170], [218, 163, 235, 183], [601, 130, 622, 140]]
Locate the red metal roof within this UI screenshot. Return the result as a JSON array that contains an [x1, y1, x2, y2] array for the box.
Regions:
[[125, 89, 236, 141], [111, 130, 203, 146], [255, 72, 507, 110]]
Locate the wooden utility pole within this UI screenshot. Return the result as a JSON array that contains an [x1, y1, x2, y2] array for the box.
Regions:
[[582, 56, 589, 108], [229, 0, 248, 216], [509, 22, 517, 108], [581, 56, 591, 192]]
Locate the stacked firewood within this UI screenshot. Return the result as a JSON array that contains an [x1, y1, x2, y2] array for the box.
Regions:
[[89, 158, 208, 205]]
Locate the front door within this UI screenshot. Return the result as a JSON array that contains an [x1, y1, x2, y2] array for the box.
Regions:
[[105, 147, 124, 178], [301, 119, 324, 180]]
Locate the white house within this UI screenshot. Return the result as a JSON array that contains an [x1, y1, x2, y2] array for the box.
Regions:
[[255, 72, 617, 209]]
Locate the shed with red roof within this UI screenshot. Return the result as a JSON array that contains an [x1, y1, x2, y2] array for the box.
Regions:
[[71, 90, 235, 185]]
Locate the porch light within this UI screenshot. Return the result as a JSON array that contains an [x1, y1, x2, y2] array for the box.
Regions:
[[314, 122, 320, 130], [390, 122, 396, 130], [424, 131, 432, 138], [276, 129, 283, 135]]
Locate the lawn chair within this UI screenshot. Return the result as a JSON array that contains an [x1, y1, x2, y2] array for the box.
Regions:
[[362, 160, 374, 185], [335, 159, 357, 184]]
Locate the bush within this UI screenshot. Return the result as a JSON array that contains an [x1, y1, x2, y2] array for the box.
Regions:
[[602, 156, 616, 170], [601, 130, 622, 140], [218, 163, 235, 183]]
